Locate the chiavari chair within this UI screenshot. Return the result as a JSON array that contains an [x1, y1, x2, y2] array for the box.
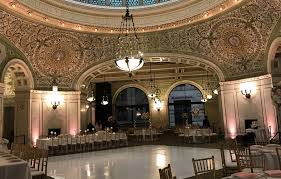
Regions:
[[233, 147, 264, 178], [192, 156, 216, 179], [220, 147, 238, 176], [159, 164, 177, 179], [94, 133, 103, 150]]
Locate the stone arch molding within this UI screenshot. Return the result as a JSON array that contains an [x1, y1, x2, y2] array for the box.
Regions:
[[164, 80, 204, 103], [112, 84, 148, 106], [75, 53, 226, 90], [1, 59, 35, 92], [267, 37, 281, 74]]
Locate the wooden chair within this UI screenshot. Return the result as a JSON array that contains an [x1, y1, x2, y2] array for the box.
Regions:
[[220, 147, 238, 176], [31, 149, 48, 179], [235, 147, 264, 173], [192, 156, 215, 179], [158, 164, 177, 179]]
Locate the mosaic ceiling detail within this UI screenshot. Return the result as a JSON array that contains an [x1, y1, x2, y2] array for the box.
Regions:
[[0, 0, 280, 89], [72, 0, 171, 7]]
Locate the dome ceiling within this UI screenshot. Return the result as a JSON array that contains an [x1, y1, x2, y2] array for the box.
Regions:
[[70, 0, 173, 7], [2, 0, 244, 33]]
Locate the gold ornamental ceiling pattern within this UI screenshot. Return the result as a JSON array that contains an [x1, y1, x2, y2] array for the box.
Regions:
[[2, 0, 244, 33], [0, 0, 280, 89]]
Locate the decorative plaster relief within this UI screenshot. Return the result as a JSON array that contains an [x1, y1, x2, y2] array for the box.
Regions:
[[0, 0, 280, 89], [0, 42, 6, 65]]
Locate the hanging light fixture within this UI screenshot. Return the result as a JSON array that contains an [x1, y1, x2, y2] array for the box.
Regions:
[[101, 96, 109, 106], [115, 0, 144, 75], [147, 63, 157, 98], [213, 89, 219, 95], [201, 98, 208, 103], [101, 75, 109, 106], [87, 83, 95, 102]]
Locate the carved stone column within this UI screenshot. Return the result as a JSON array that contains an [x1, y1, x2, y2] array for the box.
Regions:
[[14, 90, 31, 144], [0, 83, 4, 139]]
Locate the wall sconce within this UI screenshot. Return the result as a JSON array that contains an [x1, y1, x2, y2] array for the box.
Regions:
[[241, 89, 251, 99], [51, 100, 60, 110], [50, 85, 61, 109], [48, 74, 63, 110]]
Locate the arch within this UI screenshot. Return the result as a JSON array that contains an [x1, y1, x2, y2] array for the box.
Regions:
[[1, 58, 34, 90], [113, 85, 150, 128], [166, 81, 205, 128], [74, 53, 225, 90], [164, 80, 204, 103], [267, 37, 281, 74], [112, 83, 148, 105], [112, 83, 150, 120]]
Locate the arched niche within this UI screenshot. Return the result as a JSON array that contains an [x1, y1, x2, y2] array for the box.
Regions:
[[1, 58, 34, 95], [165, 81, 205, 128], [113, 86, 150, 128]]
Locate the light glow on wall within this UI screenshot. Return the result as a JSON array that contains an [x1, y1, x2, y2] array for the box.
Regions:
[[32, 132, 39, 146], [267, 120, 277, 138], [228, 121, 237, 139], [239, 82, 256, 96], [45, 91, 64, 109], [70, 129, 77, 135]]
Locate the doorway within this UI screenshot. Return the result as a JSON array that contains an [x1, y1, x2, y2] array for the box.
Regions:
[[168, 84, 205, 128], [3, 106, 15, 143]]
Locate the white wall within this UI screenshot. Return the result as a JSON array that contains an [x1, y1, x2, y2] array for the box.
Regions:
[[0, 83, 4, 138], [220, 74, 277, 138], [29, 90, 81, 145]]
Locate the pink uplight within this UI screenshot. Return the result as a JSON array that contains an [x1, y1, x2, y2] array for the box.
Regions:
[[228, 121, 237, 139]]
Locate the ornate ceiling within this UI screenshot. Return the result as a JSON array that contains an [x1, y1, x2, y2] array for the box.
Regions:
[[0, 0, 280, 90], [70, 0, 173, 7], [1, 0, 244, 33]]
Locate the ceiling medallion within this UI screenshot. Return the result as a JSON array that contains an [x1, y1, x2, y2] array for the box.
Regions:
[[114, 1, 144, 75]]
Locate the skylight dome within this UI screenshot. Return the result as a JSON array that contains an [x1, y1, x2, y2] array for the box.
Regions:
[[72, 0, 171, 7]]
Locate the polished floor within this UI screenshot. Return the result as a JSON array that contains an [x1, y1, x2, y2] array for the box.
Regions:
[[48, 145, 222, 179]]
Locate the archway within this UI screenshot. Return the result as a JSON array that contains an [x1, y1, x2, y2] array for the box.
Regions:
[[74, 53, 225, 91], [114, 87, 149, 128], [0, 58, 34, 143], [167, 83, 205, 128], [75, 53, 225, 129]]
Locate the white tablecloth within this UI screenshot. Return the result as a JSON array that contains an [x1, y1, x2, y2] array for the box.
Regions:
[[222, 173, 281, 179], [36, 138, 50, 150], [0, 152, 31, 179], [250, 145, 280, 170]]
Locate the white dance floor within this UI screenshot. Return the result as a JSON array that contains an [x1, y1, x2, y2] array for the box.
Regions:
[[48, 145, 222, 179]]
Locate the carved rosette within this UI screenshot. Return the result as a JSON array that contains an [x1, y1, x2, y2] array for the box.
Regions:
[[210, 18, 263, 73], [33, 34, 84, 87]]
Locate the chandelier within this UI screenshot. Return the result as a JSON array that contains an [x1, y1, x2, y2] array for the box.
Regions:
[[86, 83, 95, 102], [101, 75, 109, 106], [115, 1, 144, 74], [147, 63, 161, 98]]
